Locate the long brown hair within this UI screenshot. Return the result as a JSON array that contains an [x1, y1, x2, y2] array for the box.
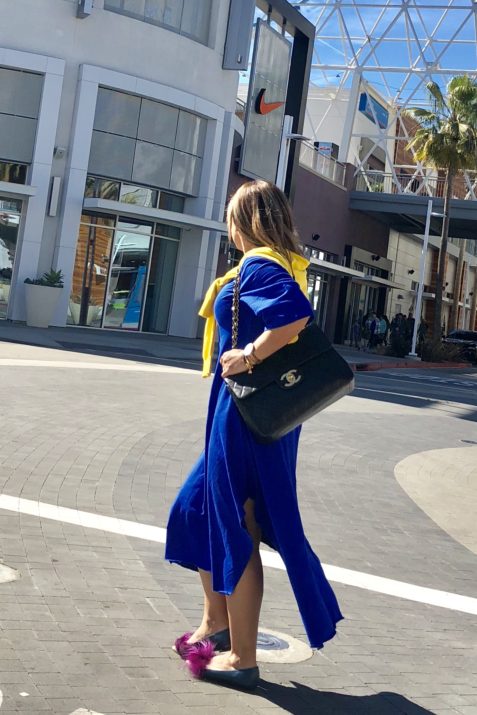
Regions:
[[226, 180, 303, 261]]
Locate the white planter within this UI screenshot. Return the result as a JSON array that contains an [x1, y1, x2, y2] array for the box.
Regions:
[[69, 301, 102, 326], [25, 283, 62, 328]]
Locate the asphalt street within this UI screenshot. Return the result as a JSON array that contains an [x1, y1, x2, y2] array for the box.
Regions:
[[0, 342, 476, 715], [354, 369, 477, 421]]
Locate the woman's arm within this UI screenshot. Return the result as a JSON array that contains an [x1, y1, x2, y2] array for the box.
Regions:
[[220, 316, 309, 378]]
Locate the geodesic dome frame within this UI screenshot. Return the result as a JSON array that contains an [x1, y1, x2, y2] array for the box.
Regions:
[[291, 0, 477, 195]]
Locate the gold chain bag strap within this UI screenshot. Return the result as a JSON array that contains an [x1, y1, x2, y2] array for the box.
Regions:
[[224, 266, 355, 443], [231, 268, 240, 349]]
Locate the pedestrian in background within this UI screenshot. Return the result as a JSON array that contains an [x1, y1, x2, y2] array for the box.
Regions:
[[352, 315, 361, 349], [165, 181, 342, 691]]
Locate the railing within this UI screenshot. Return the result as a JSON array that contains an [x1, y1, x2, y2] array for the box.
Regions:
[[235, 98, 246, 122], [355, 169, 477, 201], [299, 143, 346, 186]]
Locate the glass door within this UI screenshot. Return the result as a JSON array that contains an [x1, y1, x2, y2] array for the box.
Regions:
[[142, 224, 180, 333], [307, 270, 328, 329], [102, 220, 153, 330], [0, 198, 22, 319], [68, 214, 115, 326]]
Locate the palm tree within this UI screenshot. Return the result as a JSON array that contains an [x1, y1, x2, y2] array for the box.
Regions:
[[404, 75, 477, 337]]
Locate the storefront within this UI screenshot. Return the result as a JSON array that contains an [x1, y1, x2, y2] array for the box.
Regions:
[[0, 1, 239, 337], [68, 212, 181, 333], [0, 197, 22, 320]]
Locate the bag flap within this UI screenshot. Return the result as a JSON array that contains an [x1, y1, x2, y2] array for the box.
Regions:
[[226, 323, 342, 393]]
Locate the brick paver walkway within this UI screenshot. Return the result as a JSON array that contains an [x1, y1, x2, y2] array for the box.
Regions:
[[0, 344, 476, 714]]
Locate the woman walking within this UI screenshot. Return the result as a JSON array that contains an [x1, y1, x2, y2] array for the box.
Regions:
[[165, 180, 342, 690]]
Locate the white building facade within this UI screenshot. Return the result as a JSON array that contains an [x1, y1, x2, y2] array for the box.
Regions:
[[0, 0, 243, 336]]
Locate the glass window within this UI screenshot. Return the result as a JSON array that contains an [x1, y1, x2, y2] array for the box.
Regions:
[[97, 179, 121, 200], [175, 111, 206, 156], [159, 191, 185, 213], [145, 0, 183, 31], [89, 131, 136, 181], [132, 141, 173, 187], [68, 217, 115, 327], [138, 99, 178, 148], [0, 162, 27, 184], [0, 68, 43, 119], [103, 223, 153, 330], [0, 203, 21, 319], [119, 183, 158, 207], [170, 151, 200, 194], [85, 176, 121, 200], [0, 115, 37, 164], [156, 223, 181, 239], [105, 0, 210, 46], [181, 0, 211, 44], [143, 235, 179, 332], [94, 88, 141, 138]]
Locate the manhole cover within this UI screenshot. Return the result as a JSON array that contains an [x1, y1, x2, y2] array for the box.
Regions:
[[256, 629, 312, 664], [257, 632, 289, 651], [0, 564, 19, 584]]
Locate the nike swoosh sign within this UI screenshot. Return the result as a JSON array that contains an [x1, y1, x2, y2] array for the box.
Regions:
[[255, 88, 285, 115]]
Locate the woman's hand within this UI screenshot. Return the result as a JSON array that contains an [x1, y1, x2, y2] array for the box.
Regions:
[[220, 349, 247, 378]]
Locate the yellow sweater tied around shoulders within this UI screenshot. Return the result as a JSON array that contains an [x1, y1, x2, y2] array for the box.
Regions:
[[199, 246, 310, 377]]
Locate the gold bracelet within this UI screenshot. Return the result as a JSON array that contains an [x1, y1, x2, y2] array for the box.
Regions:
[[243, 353, 254, 374], [250, 345, 262, 365]]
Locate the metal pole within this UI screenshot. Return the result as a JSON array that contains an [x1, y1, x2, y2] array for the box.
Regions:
[[410, 198, 433, 357], [460, 243, 468, 329]]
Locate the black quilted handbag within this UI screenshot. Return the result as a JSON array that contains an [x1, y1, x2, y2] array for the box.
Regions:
[[224, 270, 355, 443]]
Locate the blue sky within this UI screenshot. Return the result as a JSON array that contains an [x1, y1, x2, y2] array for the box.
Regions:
[[290, 1, 477, 104]]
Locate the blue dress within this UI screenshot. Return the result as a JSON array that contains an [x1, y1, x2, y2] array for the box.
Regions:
[[165, 257, 343, 649]]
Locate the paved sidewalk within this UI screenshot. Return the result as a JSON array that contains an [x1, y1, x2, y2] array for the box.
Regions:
[[0, 341, 476, 714]]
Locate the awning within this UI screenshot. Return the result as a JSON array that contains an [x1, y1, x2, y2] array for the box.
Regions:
[[309, 257, 364, 278], [359, 275, 405, 289], [83, 198, 227, 234], [309, 257, 405, 289], [0, 180, 36, 199]]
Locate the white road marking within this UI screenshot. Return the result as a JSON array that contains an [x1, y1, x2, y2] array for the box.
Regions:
[[355, 386, 434, 400], [0, 689, 2, 708], [0, 359, 197, 374], [0, 494, 476, 617], [362, 372, 477, 389]]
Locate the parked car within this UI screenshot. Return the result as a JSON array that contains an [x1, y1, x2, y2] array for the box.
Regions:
[[443, 329, 477, 362]]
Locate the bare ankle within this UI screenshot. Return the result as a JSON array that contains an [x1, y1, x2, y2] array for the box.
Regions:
[[202, 617, 229, 632], [229, 650, 257, 669]]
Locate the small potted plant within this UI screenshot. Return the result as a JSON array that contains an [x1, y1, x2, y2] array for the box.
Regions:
[[24, 269, 64, 328]]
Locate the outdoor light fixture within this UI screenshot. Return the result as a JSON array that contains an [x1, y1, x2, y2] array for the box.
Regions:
[[408, 269, 415, 275], [312, 233, 320, 241], [397, 294, 404, 300], [371, 254, 380, 261]]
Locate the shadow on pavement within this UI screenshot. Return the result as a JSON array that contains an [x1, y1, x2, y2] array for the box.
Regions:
[[351, 384, 477, 422], [255, 680, 433, 714]]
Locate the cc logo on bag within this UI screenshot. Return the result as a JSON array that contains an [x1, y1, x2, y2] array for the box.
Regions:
[[281, 369, 302, 387]]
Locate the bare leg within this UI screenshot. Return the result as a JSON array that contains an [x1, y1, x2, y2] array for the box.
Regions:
[[207, 499, 263, 671], [188, 569, 229, 643]]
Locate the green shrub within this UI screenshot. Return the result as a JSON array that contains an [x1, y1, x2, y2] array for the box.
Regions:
[[386, 333, 409, 358], [25, 269, 64, 288], [420, 338, 463, 363]]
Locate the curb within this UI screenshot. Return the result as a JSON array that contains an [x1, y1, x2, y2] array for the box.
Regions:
[[351, 360, 473, 372]]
